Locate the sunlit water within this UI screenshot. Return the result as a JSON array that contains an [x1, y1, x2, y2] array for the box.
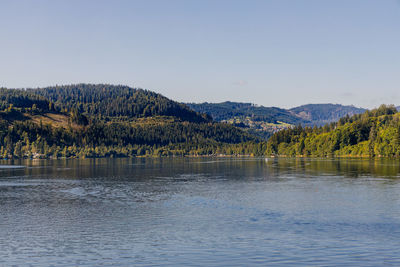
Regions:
[[1, 158, 400, 266]]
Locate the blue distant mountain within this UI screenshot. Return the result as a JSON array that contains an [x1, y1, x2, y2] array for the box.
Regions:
[[187, 102, 366, 139], [289, 104, 366, 126]]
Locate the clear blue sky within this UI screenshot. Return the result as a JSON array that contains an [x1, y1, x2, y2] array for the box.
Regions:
[[1, 0, 399, 108]]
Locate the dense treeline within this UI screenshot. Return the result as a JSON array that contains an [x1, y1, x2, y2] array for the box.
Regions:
[[0, 88, 52, 113], [0, 119, 261, 158], [187, 101, 305, 124], [31, 84, 211, 123], [2, 84, 399, 159], [266, 104, 400, 157], [187, 102, 367, 141], [0, 84, 261, 158]]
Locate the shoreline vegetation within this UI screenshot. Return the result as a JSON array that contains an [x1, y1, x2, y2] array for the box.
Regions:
[[3, 143, 267, 160], [265, 104, 400, 158], [0, 84, 263, 159], [0, 84, 399, 159]]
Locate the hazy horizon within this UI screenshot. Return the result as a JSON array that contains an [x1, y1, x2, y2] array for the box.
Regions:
[[1, 0, 399, 109]]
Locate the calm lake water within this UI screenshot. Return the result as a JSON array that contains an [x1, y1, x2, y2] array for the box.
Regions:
[[1, 158, 400, 266]]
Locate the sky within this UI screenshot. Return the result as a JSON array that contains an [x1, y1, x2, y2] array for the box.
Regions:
[[0, 0, 399, 109]]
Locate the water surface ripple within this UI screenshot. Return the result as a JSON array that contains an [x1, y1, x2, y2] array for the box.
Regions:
[[1, 158, 400, 266]]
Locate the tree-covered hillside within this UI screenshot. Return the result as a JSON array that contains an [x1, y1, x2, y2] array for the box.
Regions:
[[290, 104, 366, 126], [187, 101, 366, 140], [1, 84, 396, 159], [186, 102, 307, 140], [0, 88, 51, 113], [0, 85, 259, 158], [31, 84, 211, 123], [266, 105, 400, 157], [187, 101, 305, 124]]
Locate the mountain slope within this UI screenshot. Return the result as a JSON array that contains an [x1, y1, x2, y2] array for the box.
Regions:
[[0, 84, 257, 158], [31, 84, 211, 123], [266, 104, 399, 157], [186, 101, 305, 124], [187, 101, 366, 139], [290, 104, 366, 126]]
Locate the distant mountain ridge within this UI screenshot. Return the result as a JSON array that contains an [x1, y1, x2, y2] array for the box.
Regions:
[[186, 101, 305, 124], [188, 101, 366, 125], [290, 104, 366, 126], [187, 101, 366, 139]]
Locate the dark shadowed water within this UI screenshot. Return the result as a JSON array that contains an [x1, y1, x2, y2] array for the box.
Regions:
[[1, 158, 400, 266]]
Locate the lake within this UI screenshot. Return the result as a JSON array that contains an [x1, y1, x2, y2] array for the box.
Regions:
[[1, 158, 400, 266]]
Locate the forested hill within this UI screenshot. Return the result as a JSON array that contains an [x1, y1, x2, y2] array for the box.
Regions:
[[187, 101, 366, 125], [31, 84, 211, 123], [186, 101, 305, 124], [266, 105, 400, 157], [187, 101, 366, 140], [290, 104, 366, 126], [0, 84, 260, 159]]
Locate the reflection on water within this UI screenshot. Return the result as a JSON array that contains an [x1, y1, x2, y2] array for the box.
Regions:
[[3, 157, 400, 180], [1, 158, 400, 266]]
